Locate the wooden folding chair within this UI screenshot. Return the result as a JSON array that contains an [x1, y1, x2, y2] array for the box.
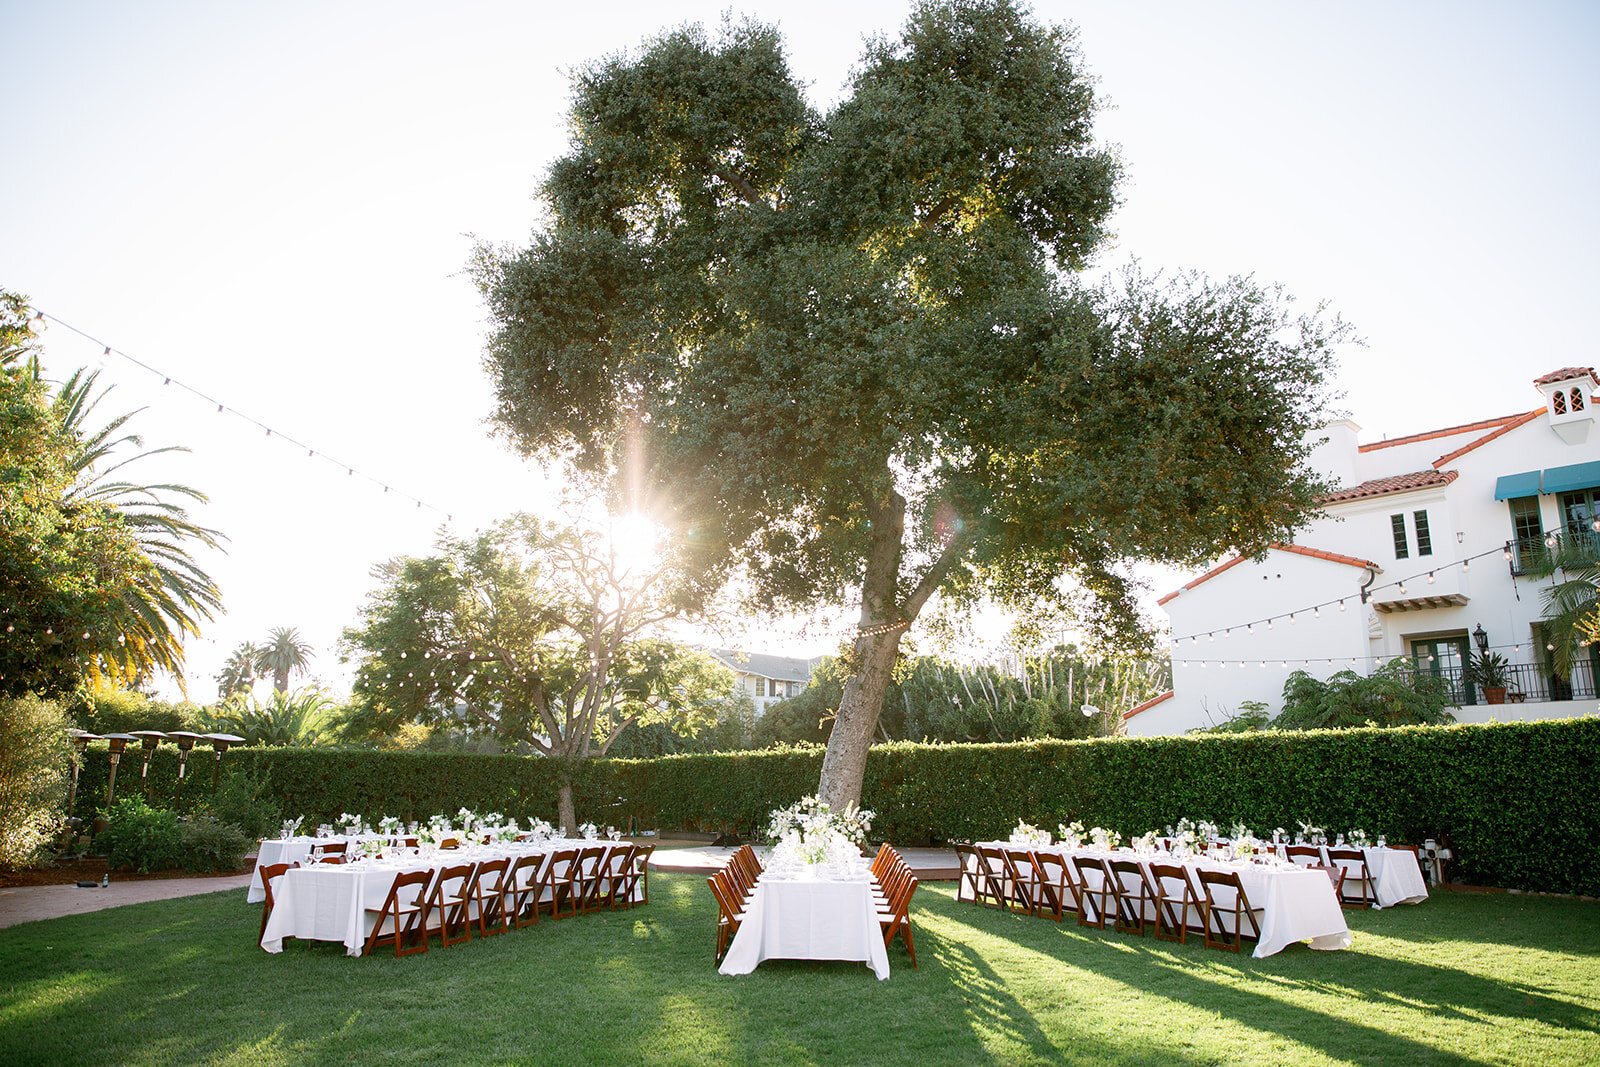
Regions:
[[596, 845, 638, 910], [258, 861, 298, 943], [425, 862, 476, 948], [310, 840, 348, 864], [631, 844, 655, 906], [544, 848, 581, 919], [1196, 868, 1263, 952], [468, 857, 512, 937], [707, 869, 745, 963], [506, 854, 546, 928], [976, 845, 1016, 911], [362, 868, 431, 957], [1004, 847, 1043, 916], [954, 843, 988, 905], [1109, 859, 1156, 937], [1031, 851, 1079, 922], [878, 873, 919, 968], [1326, 848, 1376, 908], [1148, 862, 1201, 944], [1072, 856, 1116, 929], [1285, 845, 1321, 868], [572, 846, 608, 914]]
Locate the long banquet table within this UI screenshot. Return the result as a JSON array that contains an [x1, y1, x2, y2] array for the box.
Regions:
[[1293, 844, 1428, 908], [250, 834, 406, 903], [718, 868, 892, 980], [258, 839, 637, 955], [970, 841, 1353, 959]]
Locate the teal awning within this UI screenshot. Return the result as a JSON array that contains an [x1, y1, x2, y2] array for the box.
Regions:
[[1541, 461, 1600, 496], [1494, 471, 1541, 500]]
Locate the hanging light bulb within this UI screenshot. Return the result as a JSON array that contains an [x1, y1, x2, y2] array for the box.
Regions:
[[1259, 660, 1267, 669], [1398, 582, 1407, 595], [1426, 572, 1436, 584], [1545, 533, 1558, 548], [1462, 558, 1471, 572], [1267, 618, 1275, 630], [1222, 629, 1230, 639], [1503, 546, 1513, 561], [1313, 606, 1321, 618], [1246, 624, 1254, 635], [1289, 613, 1297, 624], [1339, 599, 1347, 612], [27, 310, 46, 334]]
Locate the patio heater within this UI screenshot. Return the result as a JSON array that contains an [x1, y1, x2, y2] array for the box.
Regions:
[[101, 734, 136, 805], [165, 731, 205, 794], [128, 731, 168, 796], [201, 733, 247, 791], [66, 729, 100, 818], [1472, 624, 1489, 656]]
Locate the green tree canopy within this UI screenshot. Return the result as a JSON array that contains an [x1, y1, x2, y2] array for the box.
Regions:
[[340, 513, 735, 828], [475, 1, 1344, 805]]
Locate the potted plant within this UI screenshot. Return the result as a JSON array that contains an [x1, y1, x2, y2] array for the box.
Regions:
[[1468, 652, 1510, 705]]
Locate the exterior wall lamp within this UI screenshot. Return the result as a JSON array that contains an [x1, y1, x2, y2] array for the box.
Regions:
[[1472, 624, 1489, 655]]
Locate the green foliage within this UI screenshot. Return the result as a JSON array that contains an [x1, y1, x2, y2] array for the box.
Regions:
[[1189, 700, 1273, 734], [475, 3, 1344, 805], [96, 796, 182, 873], [1466, 652, 1509, 691], [0, 694, 71, 868], [257, 626, 313, 694], [340, 514, 733, 763], [1520, 533, 1600, 675], [1274, 659, 1455, 730], [197, 767, 282, 840], [70, 718, 1600, 894], [197, 687, 345, 747], [64, 682, 202, 734], [174, 815, 250, 872]]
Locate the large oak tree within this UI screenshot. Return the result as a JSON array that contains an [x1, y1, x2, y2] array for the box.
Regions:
[[475, 1, 1344, 806]]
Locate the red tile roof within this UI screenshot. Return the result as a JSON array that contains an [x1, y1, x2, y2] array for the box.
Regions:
[[1156, 543, 1381, 606], [1124, 690, 1173, 720], [1532, 366, 1599, 387], [1317, 468, 1460, 504], [1356, 413, 1531, 453], [1431, 409, 1543, 468]]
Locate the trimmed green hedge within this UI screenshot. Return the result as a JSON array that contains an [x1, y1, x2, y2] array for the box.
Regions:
[[73, 718, 1600, 895]]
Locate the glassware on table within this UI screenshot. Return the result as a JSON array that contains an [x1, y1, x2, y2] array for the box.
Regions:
[[1376, 835, 1386, 848]]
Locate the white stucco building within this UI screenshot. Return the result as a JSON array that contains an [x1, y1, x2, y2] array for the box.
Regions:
[[707, 649, 817, 715], [1126, 367, 1600, 736]]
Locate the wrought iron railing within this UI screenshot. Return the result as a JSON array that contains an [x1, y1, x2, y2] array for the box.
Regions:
[[1429, 660, 1597, 705], [1509, 530, 1600, 576]]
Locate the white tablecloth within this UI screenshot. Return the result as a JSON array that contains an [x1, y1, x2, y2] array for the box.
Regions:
[[719, 873, 891, 980], [250, 835, 410, 903], [970, 842, 1352, 959], [1285, 845, 1427, 908], [258, 839, 637, 955]]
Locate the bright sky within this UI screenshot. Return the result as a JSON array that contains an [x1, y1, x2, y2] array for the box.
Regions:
[[4, 1, 1597, 700]]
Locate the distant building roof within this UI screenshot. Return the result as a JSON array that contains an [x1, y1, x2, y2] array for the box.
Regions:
[[708, 649, 816, 683], [1532, 366, 1599, 387], [1157, 543, 1381, 606], [1124, 690, 1173, 720], [1317, 468, 1459, 504]]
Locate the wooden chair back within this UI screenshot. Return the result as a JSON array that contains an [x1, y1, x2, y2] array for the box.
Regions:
[[707, 869, 745, 963], [879, 874, 919, 968], [426, 862, 477, 947], [258, 861, 298, 942], [1196, 868, 1261, 952], [1108, 859, 1154, 936], [545, 847, 582, 919], [1148, 862, 1198, 943], [1285, 845, 1320, 867], [507, 854, 546, 928], [469, 857, 512, 936], [1003, 847, 1042, 916], [599, 845, 638, 910], [1072, 856, 1115, 929], [1031, 851, 1078, 922], [1325, 847, 1375, 907], [363, 868, 432, 957], [631, 843, 655, 905]]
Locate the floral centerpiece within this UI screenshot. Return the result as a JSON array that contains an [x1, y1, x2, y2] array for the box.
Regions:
[[336, 812, 366, 837], [1058, 821, 1086, 849], [378, 815, 402, 836], [1088, 826, 1121, 851], [1297, 820, 1325, 845], [360, 837, 386, 859], [279, 816, 304, 840], [578, 821, 599, 840], [1009, 820, 1051, 847], [524, 817, 555, 841], [1347, 828, 1371, 848], [1131, 830, 1159, 854], [766, 796, 874, 873], [494, 818, 521, 843]]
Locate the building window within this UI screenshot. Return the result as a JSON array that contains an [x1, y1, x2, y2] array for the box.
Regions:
[[1558, 487, 1600, 549], [1413, 510, 1432, 556], [1573, 389, 1587, 412], [1508, 496, 1544, 573], [1390, 514, 1409, 559], [1554, 391, 1568, 415]]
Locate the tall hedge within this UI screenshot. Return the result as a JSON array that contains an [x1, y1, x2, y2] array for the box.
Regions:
[[71, 718, 1599, 895]]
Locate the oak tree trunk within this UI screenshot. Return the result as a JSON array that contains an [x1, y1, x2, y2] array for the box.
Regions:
[[558, 781, 577, 834], [817, 628, 904, 809]]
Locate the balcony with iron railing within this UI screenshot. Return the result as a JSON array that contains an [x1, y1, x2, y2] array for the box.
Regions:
[[1426, 659, 1597, 706], [1508, 529, 1600, 576]]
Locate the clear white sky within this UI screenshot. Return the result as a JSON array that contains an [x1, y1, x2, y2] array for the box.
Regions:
[[4, 1, 1597, 699]]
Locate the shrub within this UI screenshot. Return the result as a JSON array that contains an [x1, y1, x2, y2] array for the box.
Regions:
[[97, 796, 182, 873], [0, 694, 72, 868], [199, 767, 282, 840], [176, 816, 250, 872], [1274, 659, 1455, 729], [65, 684, 202, 734]]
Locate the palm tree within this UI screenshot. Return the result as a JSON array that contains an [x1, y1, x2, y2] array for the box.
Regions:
[[52, 367, 224, 689], [215, 641, 264, 698], [201, 687, 342, 746], [258, 626, 314, 693], [1525, 535, 1600, 676]]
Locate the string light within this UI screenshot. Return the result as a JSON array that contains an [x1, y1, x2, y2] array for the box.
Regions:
[[25, 307, 456, 523], [1426, 571, 1435, 584]]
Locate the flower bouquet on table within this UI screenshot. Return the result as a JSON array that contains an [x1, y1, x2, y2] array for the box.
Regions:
[[1297, 820, 1325, 846], [766, 796, 873, 848], [1088, 826, 1121, 851], [1058, 821, 1086, 849], [578, 821, 599, 840], [1347, 829, 1371, 848], [1132, 830, 1159, 854], [378, 815, 402, 836], [525, 817, 554, 842], [336, 812, 366, 837], [279, 816, 304, 840], [1009, 820, 1051, 847], [359, 837, 386, 861], [493, 818, 521, 843], [606, 826, 622, 841]]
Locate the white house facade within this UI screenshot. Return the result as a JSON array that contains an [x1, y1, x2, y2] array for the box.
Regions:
[[1126, 367, 1600, 736], [708, 649, 817, 715]]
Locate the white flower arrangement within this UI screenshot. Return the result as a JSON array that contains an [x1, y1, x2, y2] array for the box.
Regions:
[[1195, 820, 1219, 844], [606, 826, 622, 841], [1057, 821, 1086, 848], [279, 816, 304, 840], [578, 821, 599, 840], [1009, 820, 1052, 847], [1347, 828, 1371, 847], [766, 796, 872, 848], [525, 818, 554, 841], [336, 812, 366, 836], [1229, 822, 1251, 843], [1297, 820, 1325, 844], [378, 815, 402, 835], [1272, 827, 1287, 844], [360, 837, 385, 858], [1088, 826, 1121, 851], [1132, 831, 1159, 853]]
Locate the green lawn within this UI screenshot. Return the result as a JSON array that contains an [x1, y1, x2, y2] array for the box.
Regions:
[[1, 874, 1596, 1065]]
